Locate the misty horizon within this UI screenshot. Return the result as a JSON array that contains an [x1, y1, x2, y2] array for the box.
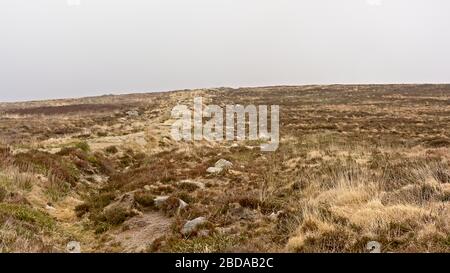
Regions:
[[2, 83, 450, 103], [1, 0, 450, 102]]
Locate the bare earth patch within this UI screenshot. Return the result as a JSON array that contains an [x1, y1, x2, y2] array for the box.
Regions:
[[110, 212, 172, 253]]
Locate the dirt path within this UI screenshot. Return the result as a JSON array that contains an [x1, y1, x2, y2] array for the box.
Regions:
[[108, 212, 172, 253]]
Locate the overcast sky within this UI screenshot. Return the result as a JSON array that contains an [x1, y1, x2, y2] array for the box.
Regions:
[[1, 0, 449, 102]]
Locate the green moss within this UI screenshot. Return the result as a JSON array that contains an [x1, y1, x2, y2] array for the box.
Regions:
[[45, 183, 70, 202], [102, 207, 132, 225], [134, 192, 156, 208], [94, 222, 111, 234], [87, 192, 116, 211], [74, 141, 91, 152], [0, 203, 55, 230]]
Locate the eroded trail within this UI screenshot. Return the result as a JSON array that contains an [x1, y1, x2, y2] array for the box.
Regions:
[[108, 211, 172, 252]]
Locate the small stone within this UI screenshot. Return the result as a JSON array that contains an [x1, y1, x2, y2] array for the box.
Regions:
[[91, 175, 104, 183], [126, 110, 139, 117], [178, 180, 205, 189], [181, 217, 208, 235], [66, 241, 81, 253], [206, 159, 233, 174], [154, 196, 170, 207], [131, 208, 144, 216], [217, 227, 234, 235], [215, 159, 233, 170], [268, 211, 283, 221], [197, 230, 210, 237], [366, 241, 382, 253], [154, 196, 188, 210], [144, 185, 151, 191], [45, 204, 56, 211], [178, 199, 188, 210], [229, 203, 258, 220], [207, 167, 223, 174]]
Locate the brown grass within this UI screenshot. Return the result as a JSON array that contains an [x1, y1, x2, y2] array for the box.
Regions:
[[1, 85, 449, 253]]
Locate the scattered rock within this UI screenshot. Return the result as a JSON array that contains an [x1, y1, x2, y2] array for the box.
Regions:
[[206, 159, 233, 174], [154, 196, 188, 211], [132, 208, 144, 216], [178, 180, 205, 190], [181, 217, 208, 235], [66, 241, 81, 253], [366, 241, 382, 253], [154, 196, 170, 207], [268, 210, 284, 221], [215, 159, 233, 170], [45, 204, 56, 211], [144, 185, 151, 191], [90, 174, 105, 184], [228, 203, 258, 220], [217, 227, 235, 235], [197, 230, 210, 237], [178, 199, 188, 210], [207, 167, 223, 174], [103, 192, 138, 216], [126, 110, 139, 117], [79, 129, 92, 137]]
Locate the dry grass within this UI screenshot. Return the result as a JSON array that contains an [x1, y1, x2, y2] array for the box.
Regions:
[[0, 85, 449, 252]]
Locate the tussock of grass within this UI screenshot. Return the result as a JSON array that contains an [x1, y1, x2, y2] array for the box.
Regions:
[[134, 191, 156, 208], [13, 150, 80, 186], [74, 141, 91, 153], [159, 234, 240, 253], [0, 204, 55, 231]]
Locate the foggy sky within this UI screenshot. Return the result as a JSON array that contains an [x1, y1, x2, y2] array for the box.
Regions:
[[1, 0, 449, 102]]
